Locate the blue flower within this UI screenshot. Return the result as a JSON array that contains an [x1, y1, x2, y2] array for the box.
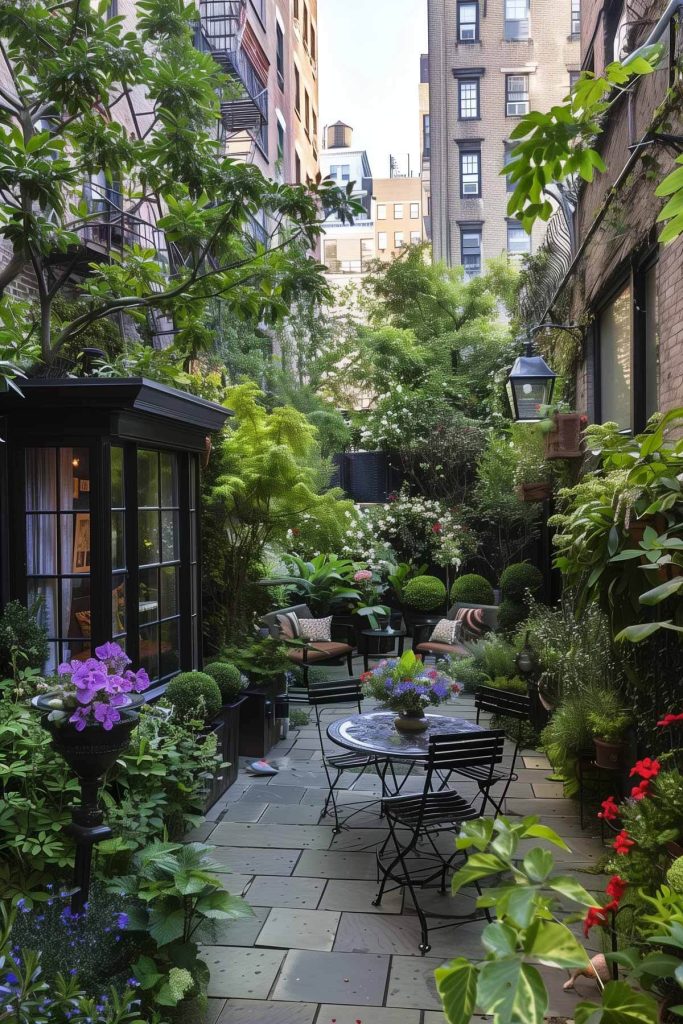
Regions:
[[116, 912, 129, 930]]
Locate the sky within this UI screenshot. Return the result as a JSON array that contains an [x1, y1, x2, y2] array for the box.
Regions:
[[318, 0, 428, 180]]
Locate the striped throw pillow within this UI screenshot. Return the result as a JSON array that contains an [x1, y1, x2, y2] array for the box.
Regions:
[[277, 612, 302, 639], [455, 607, 488, 640]]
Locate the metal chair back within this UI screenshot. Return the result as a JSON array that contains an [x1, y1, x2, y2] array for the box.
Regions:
[[419, 729, 505, 826], [475, 685, 531, 722]]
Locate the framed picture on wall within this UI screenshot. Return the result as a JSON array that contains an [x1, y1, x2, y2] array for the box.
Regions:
[[72, 513, 91, 573]]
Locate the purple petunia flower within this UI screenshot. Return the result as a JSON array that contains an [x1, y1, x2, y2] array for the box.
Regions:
[[69, 706, 91, 731], [93, 703, 121, 730], [116, 912, 129, 930], [95, 642, 131, 673]]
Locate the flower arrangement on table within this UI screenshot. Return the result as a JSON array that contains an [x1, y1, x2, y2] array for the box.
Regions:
[[361, 649, 461, 732], [595, 712, 683, 890], [38, 642, 150, 731]]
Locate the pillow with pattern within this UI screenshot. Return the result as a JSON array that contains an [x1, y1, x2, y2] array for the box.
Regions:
[[429, 618, 461, 645], [277, 612, 302, 639], [454, 606, 488, 640], [298, 616, 333, 642]]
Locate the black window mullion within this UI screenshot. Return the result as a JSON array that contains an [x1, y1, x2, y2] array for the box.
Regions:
[[91, 438, 110, 651], [55, 448, 62, 661], [124, 443, 139, 667], [178, 451, 193, 671]]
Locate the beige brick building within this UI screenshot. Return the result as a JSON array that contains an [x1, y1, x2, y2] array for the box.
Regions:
[[419, 53, 432, 241], [427, 0, 580, 272], [373, 177, 426, 262]]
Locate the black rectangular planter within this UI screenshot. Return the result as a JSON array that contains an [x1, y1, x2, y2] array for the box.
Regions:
[[238, 688, 288, 759], [201, 696, 246, 812]]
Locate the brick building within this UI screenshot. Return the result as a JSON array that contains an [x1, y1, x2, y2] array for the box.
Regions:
[[427, 0, 580, 273], [530, 0, 683, 430], [373, 177, 426, 262]]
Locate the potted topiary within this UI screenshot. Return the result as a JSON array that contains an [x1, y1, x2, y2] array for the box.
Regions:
[[587, 709, 632, 770], [402, 575, 447, 632], [203, 662, 249, 794], [165, 671, 227, 810], [449, 574, 496, 607], [222, 638, 291, 758]]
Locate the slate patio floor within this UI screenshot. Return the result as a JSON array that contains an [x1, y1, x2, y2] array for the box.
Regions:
[[193, 679, 608, 1024]]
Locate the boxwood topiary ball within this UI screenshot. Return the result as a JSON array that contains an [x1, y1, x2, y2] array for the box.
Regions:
[[450, 574, 495, 606], [497, 599, 529, 634], [667, 856, 683, 893], [203, 662, 245, 704], [403, 575, 447, 612], [499, 563, 544, 603], [165, 671, 222, 723]]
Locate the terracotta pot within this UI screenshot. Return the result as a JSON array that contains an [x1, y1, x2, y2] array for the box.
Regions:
[[626, 514, 668, 544], [517, 482, 553, 503], [394, 711, 429, 734], [593, 736, 626, 770], [544, 413, 584, 460]]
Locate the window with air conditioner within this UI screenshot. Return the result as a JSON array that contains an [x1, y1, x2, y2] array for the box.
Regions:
[[506, 74, 529, 116], [505, 0, 530, 40], [459, 79, 480, 119], [460, 150, 481, 197], [458, 1, 479, 41], [461, 229, 482, 278]]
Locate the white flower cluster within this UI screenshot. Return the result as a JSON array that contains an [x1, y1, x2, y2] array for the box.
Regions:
[[340, 507, 395, 571]]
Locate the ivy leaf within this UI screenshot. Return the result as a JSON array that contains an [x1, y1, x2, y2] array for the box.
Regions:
[[575, 980, 659, 1024], [435, 957, 478, 1024]]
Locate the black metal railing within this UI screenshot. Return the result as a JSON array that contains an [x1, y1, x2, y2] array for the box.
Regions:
[[198, 0, 268, 131]]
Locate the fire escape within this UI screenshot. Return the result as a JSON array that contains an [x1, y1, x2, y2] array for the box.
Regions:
[[197, 0, 268, 144]]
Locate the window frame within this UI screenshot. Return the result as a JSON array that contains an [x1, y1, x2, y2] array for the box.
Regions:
[[460, 149, 482, 198], [377, 231, 388, 250], [504, 0, 530, 40], [394, 203, 404, 219], [394, 231, 405, 249], [460, 227, 482, 279], [507, 219, 531, 255], [294, 64, 301, 116], [410, 202, 420, 219], [459, 78, 480, 120], [377, 204, 387, 220], [457, 1, 479, 42], [571, 0, 581, 39], [276, 22, 285, 90], [506, 74, 530, 116]]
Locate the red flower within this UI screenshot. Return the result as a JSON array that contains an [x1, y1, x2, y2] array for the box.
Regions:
[[432, 522, 443, 534], [387, 493, 397, 502], [583, 901, 617, 938], [291, 527, 300, 536], [657, 713, 683, 728], [598, 796, 619, 821], [605, 875, 628, 903], [630, 779, 651, 801], [580, 415, 589, 427], [613, 830, 636, 856], [451, 682, 462, 694], [360, 671, 373, 684], [629, 758, 661, 780]]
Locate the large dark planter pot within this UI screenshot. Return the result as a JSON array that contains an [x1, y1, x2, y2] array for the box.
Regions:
[[593, 737, 626, 771], [43, 714, 138, 780], [201, 696, 247, 812], [239, 687, 288, 758]]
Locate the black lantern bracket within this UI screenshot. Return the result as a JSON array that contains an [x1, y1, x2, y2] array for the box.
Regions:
[[507, 322, 585, 422]]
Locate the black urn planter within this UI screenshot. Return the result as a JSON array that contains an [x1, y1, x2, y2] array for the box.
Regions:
[[39, 709, 138, 913]]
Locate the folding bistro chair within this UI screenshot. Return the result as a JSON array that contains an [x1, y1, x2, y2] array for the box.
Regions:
[[373, 729, 505, 953], [453, 686, 531, 814], [294, 680, 386, 834]]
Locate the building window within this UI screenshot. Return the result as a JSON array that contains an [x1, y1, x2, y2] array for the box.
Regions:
[[295, 152, 301, 183], [294, 65, 301, 115], [105, 0, 118, 18], [422, 113, 431, 157], [569, 70, 580, 92], [507, 219, 531, 254], [459, 78, 480, 119], [251, 0, 266, 21], [571, 0, 581, 38], [377, 204, 387, 219], [460, 150, 481, 197], [599, 284, 632, 430], [506, 74, 529, 116], [361, 238, 373, 265], [505, 0, 530, 40], [310, 23, 317, 61], [457, 1, 479, 41], [643, 263, 659, 422], [394, 231, 405, 248], [461, 229, 482, 278], [410, 202, 420, 219], [293, 0, 299, 18], [276, 23, 285, 90], [504, 142, 516, 192], [332, 164, 351, 181], [410, 230, 422, 245], [378, 231, 388, 250], [304, 90, 310, 135], [277, 121, 285, 164], [394, 203, 404, 219], [311, 108, 318, 143]]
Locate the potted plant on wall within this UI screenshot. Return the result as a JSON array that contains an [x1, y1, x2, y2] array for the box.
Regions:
[[164, 670, 228, 810], [539, 403, 585, 460], [587, 708, 632, 770]]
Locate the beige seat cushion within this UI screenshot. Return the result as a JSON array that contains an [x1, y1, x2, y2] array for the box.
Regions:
[[415, 641, 469, 658], [287, 642, 352, 664]]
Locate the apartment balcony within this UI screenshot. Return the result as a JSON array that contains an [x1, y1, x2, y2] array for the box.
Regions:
[[198, 0, 268, 134], [325, 258, 372, 275]]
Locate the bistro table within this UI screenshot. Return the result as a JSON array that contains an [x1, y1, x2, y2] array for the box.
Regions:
[[327, 710, 484, 794], [360, 627, 406, 672]]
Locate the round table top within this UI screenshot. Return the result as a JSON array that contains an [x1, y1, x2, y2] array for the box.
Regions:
[[327, 710, 483, 760], [361, 628, 406, 638]]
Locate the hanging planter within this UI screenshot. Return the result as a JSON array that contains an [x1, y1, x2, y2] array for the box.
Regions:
[[516, 482, 553, 502], [544, 413, 584, 460]]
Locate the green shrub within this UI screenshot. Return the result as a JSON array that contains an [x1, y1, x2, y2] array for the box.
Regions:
[[203, 662, 245, 703], [541, 684, 626, 794], [500, 562, 543, 602], [667, 857, 683, 894], [497, 599, 528, 634], [449, 574, 495, 606], [165, 672, 222, 723], [0, 600, 49, 677], [480, 635, 519, 680], [451, 656, 487, 693], [289, 707, 311, 727], [403, 575, 447, 612], [486, 675, 527, 694]]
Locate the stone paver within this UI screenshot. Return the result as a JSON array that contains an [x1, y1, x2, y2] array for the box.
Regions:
[[192, 689, 604, 1022], [256, 908, 340, 950], [272, 950, 390, 1005]]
